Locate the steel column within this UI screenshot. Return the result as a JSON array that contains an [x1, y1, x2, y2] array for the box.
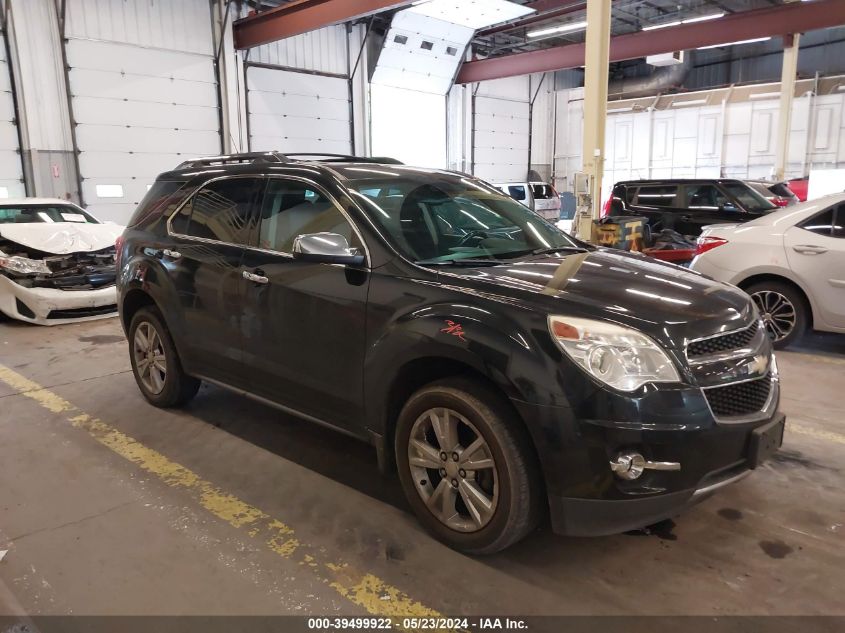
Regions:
[[774, 34, 800, 182], [576, 0, 611, 238]]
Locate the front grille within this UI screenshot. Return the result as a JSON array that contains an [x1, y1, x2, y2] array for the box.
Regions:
[[704, 373, 772, 418], [688, 321, 759, 358], [47, 304, 117, 319]]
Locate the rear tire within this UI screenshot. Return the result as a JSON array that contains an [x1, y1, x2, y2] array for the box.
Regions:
[[745, 281, 807, 349], [395, 378, 542, 554], [128, 306, 200, 407]]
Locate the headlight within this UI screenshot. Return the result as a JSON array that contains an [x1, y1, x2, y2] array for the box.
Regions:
[[548, 315, 681, 391], [0, 255, 52, 275]]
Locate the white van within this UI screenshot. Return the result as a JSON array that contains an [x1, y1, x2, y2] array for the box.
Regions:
[[495, 182, 561, 222]]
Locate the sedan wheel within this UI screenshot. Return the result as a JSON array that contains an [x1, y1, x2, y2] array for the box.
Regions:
[[752, 290, 796, 343], [133, 321, 167, 394], [408, 407, 499, 532]]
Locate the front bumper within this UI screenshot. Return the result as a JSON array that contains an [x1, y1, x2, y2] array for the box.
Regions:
[[513, 393, 785, 536], [0, 274, 118, 326]]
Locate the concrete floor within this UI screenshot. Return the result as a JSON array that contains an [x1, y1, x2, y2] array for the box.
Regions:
[[0, 316, 843, 619]]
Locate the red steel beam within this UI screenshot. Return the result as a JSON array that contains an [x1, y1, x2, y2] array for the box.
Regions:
[[457, 0, 845, 84], [234, 0, 416, 50]]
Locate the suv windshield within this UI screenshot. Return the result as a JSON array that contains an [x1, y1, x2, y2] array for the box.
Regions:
[[722, 182, 777, 213], [347, 172, 579, 263], [0, 205, 98, 224]]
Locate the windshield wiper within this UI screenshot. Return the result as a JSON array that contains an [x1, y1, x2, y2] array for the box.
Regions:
[[414, 258, 504, 267], [530, 246, 590, 255]]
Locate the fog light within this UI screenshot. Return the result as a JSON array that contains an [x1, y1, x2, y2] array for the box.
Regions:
[[610, 452, 646, 480], [610, 452, 681, 480]]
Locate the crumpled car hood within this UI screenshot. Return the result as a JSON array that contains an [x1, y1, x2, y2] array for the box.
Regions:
[[0, 222, 123, 255]]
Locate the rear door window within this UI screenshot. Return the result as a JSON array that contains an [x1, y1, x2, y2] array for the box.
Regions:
[[170, 177, 263, 245], [684, 184, 730, 210], [800, 207, 835, 237], [634, 185, 678, 207]]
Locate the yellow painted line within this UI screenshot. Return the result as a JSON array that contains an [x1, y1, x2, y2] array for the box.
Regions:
[[789, 422, 845, 446], [0, 364, 441, 622]]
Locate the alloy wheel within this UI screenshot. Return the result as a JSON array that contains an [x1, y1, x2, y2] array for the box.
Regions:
[[133, 321, 167, 394], [407, 407, 498, 532], [752, 290, 796, 342]]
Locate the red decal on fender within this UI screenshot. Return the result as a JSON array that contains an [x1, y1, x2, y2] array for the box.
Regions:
[[440, 320, 467, 342]]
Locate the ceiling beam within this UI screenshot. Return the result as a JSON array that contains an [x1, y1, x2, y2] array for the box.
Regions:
[[233, 0, 416, 50], [477, 1, 587, 38], [457, 0, 845, 83]]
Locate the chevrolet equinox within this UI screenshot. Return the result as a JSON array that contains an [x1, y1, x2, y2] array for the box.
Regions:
[[117, 153, 785, 554]]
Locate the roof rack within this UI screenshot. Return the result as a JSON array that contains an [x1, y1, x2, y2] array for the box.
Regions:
[[282, 153, 403, 165], [174, 152, 403, 171], [175, 152, 289, 170]]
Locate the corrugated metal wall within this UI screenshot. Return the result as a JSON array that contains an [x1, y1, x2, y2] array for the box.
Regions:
[[554, 78, 845, 202], [249, 25, 349, 75], [65, 0, 213, 55]]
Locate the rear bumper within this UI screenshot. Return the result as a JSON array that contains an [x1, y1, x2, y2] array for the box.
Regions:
[[0, 275, 118, 325]]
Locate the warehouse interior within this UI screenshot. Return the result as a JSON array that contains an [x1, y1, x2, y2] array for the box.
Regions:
[[0, 0, 843, 630]]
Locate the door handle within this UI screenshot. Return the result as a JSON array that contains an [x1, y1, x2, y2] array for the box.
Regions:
[[679, 215, 691, 221], [242, 269, 269, 284], [792, 245, 828, 255], [161, 249, 182, 260]]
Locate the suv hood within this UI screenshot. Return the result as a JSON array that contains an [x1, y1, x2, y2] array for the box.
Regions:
[[0, 222, 123, 255], [441, 248, 754, 348]]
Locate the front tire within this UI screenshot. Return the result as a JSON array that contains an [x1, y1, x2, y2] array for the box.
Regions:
[[745, 281, 807, 349], [129, 306, 200, 407], [395, 379, 542, 554]]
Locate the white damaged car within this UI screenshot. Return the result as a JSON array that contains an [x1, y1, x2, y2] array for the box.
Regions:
[[0, 199, 123, 325]]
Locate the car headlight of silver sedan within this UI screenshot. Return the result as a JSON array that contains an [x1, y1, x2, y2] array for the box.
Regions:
[[548, 315, 681, 391]]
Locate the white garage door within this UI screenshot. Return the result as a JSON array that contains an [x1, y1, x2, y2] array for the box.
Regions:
[[0, 31, 23, 199], [247, 65, 351, 155], [67, 39, 220, 223], [473, 96, 529, 184]]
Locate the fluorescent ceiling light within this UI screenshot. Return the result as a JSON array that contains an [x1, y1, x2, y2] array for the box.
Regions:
[[642, 12, 723, 31], [698, 36, 771, 50], [607, 106, 634, 113], [671, 98, 708, 107], [682, 12, 725, 24], [527, 20, 588, 38], [749, 91, 781, 100], [642, 20, 681, 31]]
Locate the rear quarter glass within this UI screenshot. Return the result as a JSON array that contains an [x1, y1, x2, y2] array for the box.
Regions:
[[127, 180, 190, 228]]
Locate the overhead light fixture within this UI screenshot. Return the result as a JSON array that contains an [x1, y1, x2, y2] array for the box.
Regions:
[[607, 106, 635, 113], [682, 12, 725, 24], [642, 12, 724, 31], [749, 91, 781, 100], [527, 20, 588, 38], [642, 20, 681, 31], [698, 37, 771, 50], [671, 98, 708, 107]]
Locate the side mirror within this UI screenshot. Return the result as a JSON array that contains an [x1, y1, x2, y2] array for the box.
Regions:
[[292, 232, 365, 266]]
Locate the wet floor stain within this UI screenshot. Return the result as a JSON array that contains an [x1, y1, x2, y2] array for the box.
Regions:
[[625, 518, 678, 541], [78, 335, 125, 345], [718, 508, 743, 521], [759, 539, 793, 559], [771, 448, 837, 473]]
